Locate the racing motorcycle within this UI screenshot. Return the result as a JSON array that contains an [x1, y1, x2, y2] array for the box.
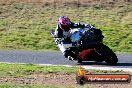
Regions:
[[51, 27, 118, 65]]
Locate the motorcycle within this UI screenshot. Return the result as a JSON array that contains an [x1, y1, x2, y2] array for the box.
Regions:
[[51, 27, 118, 65]]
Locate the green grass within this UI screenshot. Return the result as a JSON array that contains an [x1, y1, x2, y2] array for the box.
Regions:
[[0, 63, 126, 77], [0, 83, 58, 88], [0, 83, 92, 88], [0, 63, 77, 77], [0, 0, 131, 52], [0, 83, 75, 88]]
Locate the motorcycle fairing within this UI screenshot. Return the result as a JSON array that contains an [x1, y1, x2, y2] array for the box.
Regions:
[[79, 48, 95, 59]]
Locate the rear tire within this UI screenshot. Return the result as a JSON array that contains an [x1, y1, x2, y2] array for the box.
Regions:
[[96, 44, 118, 65]]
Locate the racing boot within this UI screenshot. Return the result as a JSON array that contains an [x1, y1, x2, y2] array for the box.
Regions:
[[64, 49, 76, 60], [68, 56, 74, 61]]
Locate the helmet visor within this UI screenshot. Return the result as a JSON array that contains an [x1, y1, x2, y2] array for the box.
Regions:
[[61, 25, 70, 31]]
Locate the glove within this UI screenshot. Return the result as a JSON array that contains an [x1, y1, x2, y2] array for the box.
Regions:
[[78, 22, 85, 28], [86, 24, 96, 29], [55, 38, 62, 44]]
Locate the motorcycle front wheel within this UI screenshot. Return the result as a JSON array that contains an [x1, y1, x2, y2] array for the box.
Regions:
[[96, 43, 118, 65]]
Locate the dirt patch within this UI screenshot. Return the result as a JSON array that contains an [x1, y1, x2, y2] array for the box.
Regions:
[[0, 72, 132, 88], [0, 72, 76, 85]]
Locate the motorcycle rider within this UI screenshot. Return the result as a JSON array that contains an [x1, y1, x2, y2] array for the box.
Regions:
[[54, 16, 96, 60]]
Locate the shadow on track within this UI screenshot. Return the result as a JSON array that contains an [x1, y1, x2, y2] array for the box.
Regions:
[[78, 62, 132, 66]]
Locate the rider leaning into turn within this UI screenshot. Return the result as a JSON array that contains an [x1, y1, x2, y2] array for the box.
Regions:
[[54, 16, 96, 59]]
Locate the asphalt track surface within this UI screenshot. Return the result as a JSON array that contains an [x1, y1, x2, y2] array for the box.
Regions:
[[0, 50, 132, 69]]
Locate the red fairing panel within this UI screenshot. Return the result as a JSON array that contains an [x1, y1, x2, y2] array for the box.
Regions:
[[79, 49, 95, 59]]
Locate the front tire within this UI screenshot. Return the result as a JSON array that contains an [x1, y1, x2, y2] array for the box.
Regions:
[[96, 44, 118, 65], [77, 56, 82, 63]]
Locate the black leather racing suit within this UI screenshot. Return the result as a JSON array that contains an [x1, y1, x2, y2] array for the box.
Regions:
[[55, 22, 95, 38], [54, 22, 96, 58]]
